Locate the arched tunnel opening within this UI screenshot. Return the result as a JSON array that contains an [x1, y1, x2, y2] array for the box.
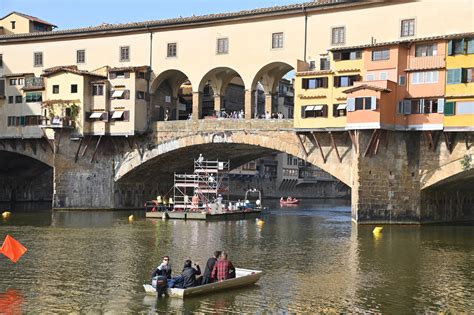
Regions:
[[0, 151, 53, 211], [115, 143, 351, 208], [421, 169, 474, 223]]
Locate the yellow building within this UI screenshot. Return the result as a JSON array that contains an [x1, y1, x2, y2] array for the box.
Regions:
[[0, 12, 55, 35], [294, 50, 362, 131], [444, 35, 474, 131]]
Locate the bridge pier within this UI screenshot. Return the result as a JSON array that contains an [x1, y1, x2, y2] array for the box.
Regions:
[[244, 90, 256, 119]]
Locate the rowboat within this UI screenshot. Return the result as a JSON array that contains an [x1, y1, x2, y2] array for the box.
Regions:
[[280, 198, 299, 205], [143, 268, 263, 298]]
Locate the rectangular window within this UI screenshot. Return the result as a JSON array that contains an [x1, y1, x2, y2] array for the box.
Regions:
[[468, 38, 474, 54], [120, 46, 130, 62], [333, 75, 360, 88], [8, 96, 14, 104], [302, 105, 327, 118], [333, 104, 347, 117], [71, 84, 78, 93], [444, 102, 455, 116], [331, 27, 345, 45], [302, 77, 328, 89], [372, 49, 390, 61], [423, 99, 439, 113], [52, 85, 59, 94], [9, 78, 17, 85], [18, 78, 24, 85], [399, 75, 406, 86], [167, 43, 177, 57], [217, 38, 229, 54], [456, 101, 474, 115], [272, 32, 284, 49], [77, 50, 85, 63], [354, 97, 374, 110], [366, 73, 375, 81], [333, 50, 361, 61], [412, 71, 439, 84], [15, 95, 22, 103], [7, 116, 15, 126], [447, 69, 463, 84], [380, 72, 389, 81], [0, 54, 3, 68], [11, 21, 15, 29], [34, 52, 43, 67], [320, 58, 330, 70], [92, 84, 104, 96], [401, 19, 415, 37], [415, 43, 437, 57], [25, 92, 42, 102]]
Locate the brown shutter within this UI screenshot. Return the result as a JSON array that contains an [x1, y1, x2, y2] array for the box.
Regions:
[[333, 104, 339, 117], [334, 76, 340, 88], [333, 52, 341, 61], [323, 105, 328, 117], [323, 77, 329, 88], [302, 79, 308, 89]]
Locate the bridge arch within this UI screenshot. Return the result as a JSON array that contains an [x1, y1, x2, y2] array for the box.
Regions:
[[114, 121, 352, 186]]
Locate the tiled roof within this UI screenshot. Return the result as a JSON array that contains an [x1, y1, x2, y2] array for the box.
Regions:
[[330, 32, 474, 51], [343, 84, 391, 93], [0, 1, 365, 42], [1, 12, 57, 27], [296, 70, 334, 76], [109, 66, 150, 72], [42, 65, 107, 78], [2, 72, 34, 77]]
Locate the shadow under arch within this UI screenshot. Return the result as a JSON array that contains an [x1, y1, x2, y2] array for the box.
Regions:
[[251, 61, 294, 93]]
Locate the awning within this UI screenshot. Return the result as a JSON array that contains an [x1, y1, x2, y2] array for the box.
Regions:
[[305, 105, 315, 111], [112, 111, 124, 119], [337, 104, 347, 110], [313, 105, 324, 111], [112, 90, 124, 98], [89, 112, 103, 119]]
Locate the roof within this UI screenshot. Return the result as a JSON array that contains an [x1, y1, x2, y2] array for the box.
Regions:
[[343, 84, 391, 94], [2, 72, 34, 78], [330, 32, 474, 51], [109, 66, 150, 72], [296, 70, 334, 76], [1, 12, 57, 27], [42, 65, 107, 78], [0, 1, 371, 42]]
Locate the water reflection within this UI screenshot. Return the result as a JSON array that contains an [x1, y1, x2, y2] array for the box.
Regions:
[[0, 200, 472, 313], [0, 289, 23, 314]]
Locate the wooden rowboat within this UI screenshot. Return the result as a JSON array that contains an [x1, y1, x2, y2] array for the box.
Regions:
[[280, 198, 299, 205], [143, 268, 263, 298]]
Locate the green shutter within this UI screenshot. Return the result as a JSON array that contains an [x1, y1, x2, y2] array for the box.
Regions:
[[447, 40, 453, 56], [447, 69, 462, 84], [20, 116, 26, 126], [468, 38, 474, 54], [444, 102, 455, 116]]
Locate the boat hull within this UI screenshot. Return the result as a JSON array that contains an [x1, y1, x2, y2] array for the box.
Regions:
[[143, 268, 263, 298]]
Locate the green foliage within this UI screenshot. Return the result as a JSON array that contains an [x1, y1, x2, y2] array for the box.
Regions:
[[460, 154, 472, 171], [68, 104, 80, 120]]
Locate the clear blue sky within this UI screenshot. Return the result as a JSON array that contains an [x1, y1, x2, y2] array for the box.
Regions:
[[1, 0, 304, 29]]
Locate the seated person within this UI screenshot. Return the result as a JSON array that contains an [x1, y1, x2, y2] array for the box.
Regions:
[[211, 252, 235, 281], [152, 256, 172, 279], [180, 260, 201, 288]]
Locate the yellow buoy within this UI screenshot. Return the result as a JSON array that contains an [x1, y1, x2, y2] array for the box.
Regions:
[[257, 218, 264, 226], [373, 226, 383, 234], [128, 214, 135, 222], [2, 211, 11, 219]]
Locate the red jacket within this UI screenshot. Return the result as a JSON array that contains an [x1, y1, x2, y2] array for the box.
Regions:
[[211, 259, 235, 281]]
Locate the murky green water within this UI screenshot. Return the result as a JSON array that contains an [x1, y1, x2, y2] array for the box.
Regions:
[[0, 200, 473, 313]]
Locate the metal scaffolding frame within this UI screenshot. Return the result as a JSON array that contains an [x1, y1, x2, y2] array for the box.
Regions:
[[173, 158, 230, 211]]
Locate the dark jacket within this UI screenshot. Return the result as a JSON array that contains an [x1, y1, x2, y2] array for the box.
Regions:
[[152, 264, 172, 279], [201, 257, 217, 285], [181, 265, 201, 288]]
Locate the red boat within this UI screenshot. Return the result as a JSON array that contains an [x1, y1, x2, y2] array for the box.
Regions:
[[279, 198, 299, 205]]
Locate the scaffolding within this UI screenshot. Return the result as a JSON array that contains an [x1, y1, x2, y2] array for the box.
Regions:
[[173, 157, 230, 212]]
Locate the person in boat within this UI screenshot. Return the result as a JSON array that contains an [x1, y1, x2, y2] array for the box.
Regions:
[[151, 256, 172, 296], [201, 250, 222, 285], [180, 259, 202, 288], [280, 197, 284, 202], [211, 251, 236, 282]]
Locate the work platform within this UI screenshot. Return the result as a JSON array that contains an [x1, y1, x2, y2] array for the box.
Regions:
[[146, 210, 261, 221]]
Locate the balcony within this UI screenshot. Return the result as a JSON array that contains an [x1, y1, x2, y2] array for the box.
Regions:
[[407, 55, 446, 71], [23, 77, 45, 91], [40, 116, 75, 129]]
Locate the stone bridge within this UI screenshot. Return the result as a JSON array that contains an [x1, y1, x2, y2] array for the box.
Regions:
[[1, 121, 472, 224]]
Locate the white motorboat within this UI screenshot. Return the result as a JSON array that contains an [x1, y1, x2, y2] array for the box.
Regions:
[[143, 268, 263, 298]]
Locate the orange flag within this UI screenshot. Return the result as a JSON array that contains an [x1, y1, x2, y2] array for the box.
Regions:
[[0, 235, 27, 263]]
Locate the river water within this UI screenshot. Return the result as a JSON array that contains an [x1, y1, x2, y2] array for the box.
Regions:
[[0, 200, 472, 313]]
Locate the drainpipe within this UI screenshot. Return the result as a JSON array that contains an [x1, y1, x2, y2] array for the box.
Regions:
[[303, 4, 308, 62], [147, 27, 153, 132]]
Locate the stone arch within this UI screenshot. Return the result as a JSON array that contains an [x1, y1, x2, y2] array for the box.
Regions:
[[421, 157, 474, 190], [114, 130, 351, 186], [0, 139, 53, 167], [195, 67, 245, 118], [150, 69, 193, 120], [250, 61, 295, 117]]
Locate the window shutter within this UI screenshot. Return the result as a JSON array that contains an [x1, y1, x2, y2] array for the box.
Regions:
[[347, 98, 355, 112], [322, 77, 328, 88], [454, 68, 462, 83], [467, 39, 474, 54], [461, 68, 468, 83], [125, 90, 130, 99], [123, 110, 130, 121], [437, 98, 445, 113], [460, 38, 465, 54], [302, 79, 308, 89], [124, 72, 130, 79], [403, 100, 411, 114], [447, 40, 453, 56], [444, 102, 455, 116], [419, 99, 425, 114], [110, 72, 117, 79], [333, 104, 339, 117], [322, 105, 328, 117], [333, 52, 341, 61], [20, 116, 26, 126], [102, 112, 109, 122], [370, 96, 377, 110]]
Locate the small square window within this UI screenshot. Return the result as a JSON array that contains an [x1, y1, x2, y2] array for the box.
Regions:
[[331, 27, 345, 45], [77, 50, 85, 63], [272, 32, 284, 49], [9, 78, 17, 85], [399, 75, 406, 86], [167, 43, 177, 57], [120, 46, 130, 62], [217, 38, 229, 54], [15, 95, 22, 103], [34, 52, 43, 67], [71, 84, 78, 93], [18, 78, 24, 85], [401, 19, 415, 37], [52, 85, 59, 94], [92, 84, 104, 96], [8, 96, 14, 104]]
